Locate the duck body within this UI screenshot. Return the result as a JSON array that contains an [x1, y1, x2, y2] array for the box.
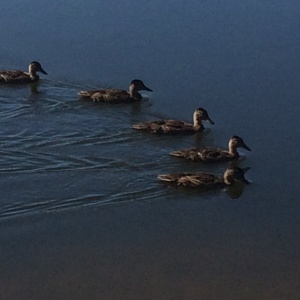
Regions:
[[170, 136, 251, 162], [79, 79, 152, 104], [171, 147, 237, 162], [132, 119, 203, 134], [158, 167, 249, 190], [79, 89, 139, 103], [132, 108, 214, 135], [0, 61, 47, 84]]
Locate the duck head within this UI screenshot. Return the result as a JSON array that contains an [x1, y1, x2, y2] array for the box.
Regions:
[[29, 61, 48, 78], [193, 107, 215, 126], [130, 79, 152, 91], [229, 136, 251, 154]]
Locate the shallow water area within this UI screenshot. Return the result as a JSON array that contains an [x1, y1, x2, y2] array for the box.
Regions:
[[1, 1, 300, 299]]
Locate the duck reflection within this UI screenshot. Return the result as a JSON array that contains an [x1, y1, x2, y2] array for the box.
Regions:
[[226, 166, 251, 199], [29, 82, 41, 95]]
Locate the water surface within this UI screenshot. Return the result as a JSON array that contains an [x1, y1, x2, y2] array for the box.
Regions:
[[1, 1, 300, 299]]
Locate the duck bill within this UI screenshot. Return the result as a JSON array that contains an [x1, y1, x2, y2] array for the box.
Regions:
[[142, 85, 152, 92], [206, 117, 215, 125], [242, 143, 251, 151], [40, 67, 48, 75]]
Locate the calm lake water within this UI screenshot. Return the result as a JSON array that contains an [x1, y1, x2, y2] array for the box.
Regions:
[[1, 1, 300, 299]]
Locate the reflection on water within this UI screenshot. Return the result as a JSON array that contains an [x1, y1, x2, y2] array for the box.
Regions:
[[226, 181, 247, 199], [0, 77, 252, 222], [0, 80, 175, 219], [1, 0, 300, 299], [29, 82, 40, 95], [160, 180, 248, 200]]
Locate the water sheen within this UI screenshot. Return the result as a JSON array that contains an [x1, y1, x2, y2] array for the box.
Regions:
[[1, 1, 300, 299], [0, 81, 168, 218]]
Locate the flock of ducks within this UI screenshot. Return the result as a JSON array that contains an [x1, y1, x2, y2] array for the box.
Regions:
[[0, 61, 252, 193]]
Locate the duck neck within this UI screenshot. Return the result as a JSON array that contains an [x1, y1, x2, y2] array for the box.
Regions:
[[28, 66, 38, 80], [129, 84, 141, 100], [193, 114, 204, 130], [228, 141, 239, 157]]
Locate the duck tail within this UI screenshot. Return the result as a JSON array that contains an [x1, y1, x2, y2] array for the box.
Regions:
[[157, 174, 176, 182], [78, 90, 92, 98], [132, 123, 148, 130], [170, 150, 185, 157]]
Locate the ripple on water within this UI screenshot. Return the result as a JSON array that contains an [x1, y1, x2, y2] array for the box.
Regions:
[[0, 80, 184, 220]]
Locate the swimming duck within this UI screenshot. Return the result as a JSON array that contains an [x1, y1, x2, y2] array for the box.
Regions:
[[158, 167, 249, 190], [79, 79, 152, 103], [170, 135, 251, 162], [0, 61, 47, 84], [132, 108, 214, 134]]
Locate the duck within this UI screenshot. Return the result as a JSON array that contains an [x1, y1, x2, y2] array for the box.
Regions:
[[0, 61, 47, 84], [157, 167, 249, 190], [132, 108, 214, 134], [79, 79, 152, 104], [170, 135, 251, 162]]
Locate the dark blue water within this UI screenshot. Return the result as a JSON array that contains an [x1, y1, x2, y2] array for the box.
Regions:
[[1, 1, 300, 299]]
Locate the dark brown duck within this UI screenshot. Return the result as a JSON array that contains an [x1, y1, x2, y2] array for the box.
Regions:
[[79, 79, 152, 103], [171, 136, 251, 162], [0, 61, 47, 84], [132, 108, 214, 134], [158, 167, 249, 190]]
